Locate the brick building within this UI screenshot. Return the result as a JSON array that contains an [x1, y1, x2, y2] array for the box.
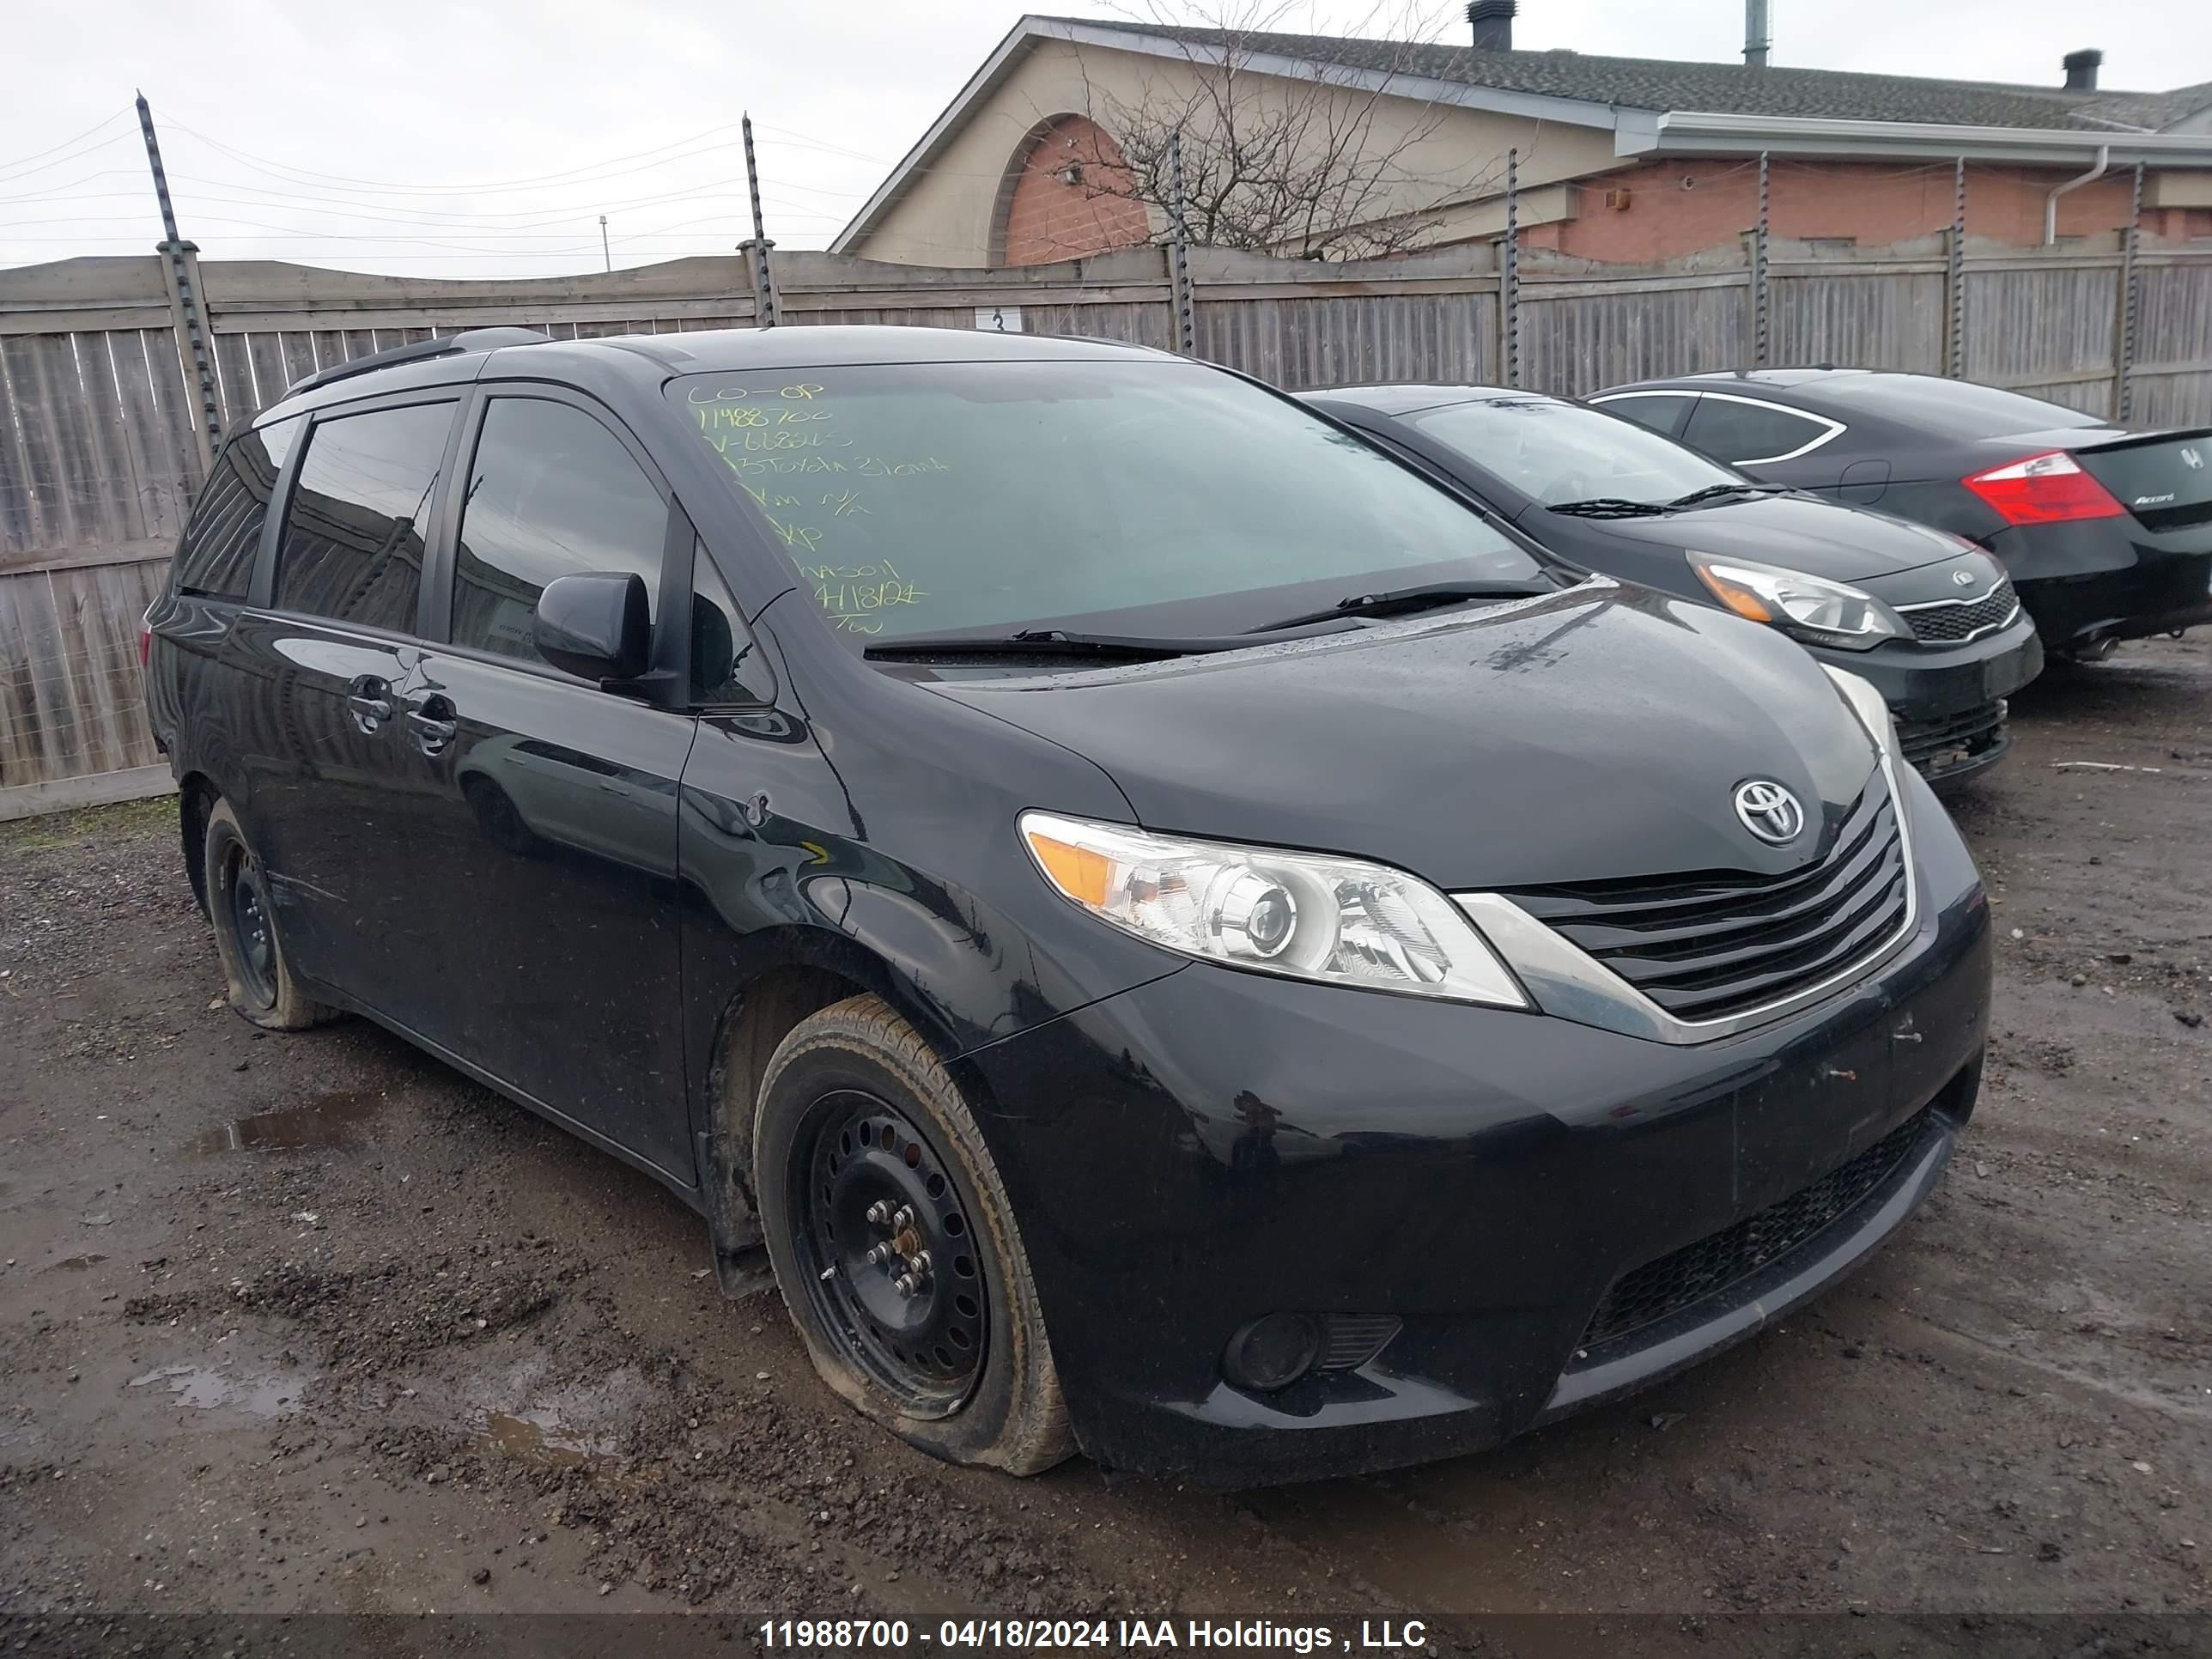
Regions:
[[833, 8, 2212, 266]]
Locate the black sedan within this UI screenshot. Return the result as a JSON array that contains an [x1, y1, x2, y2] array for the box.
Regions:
[[1304, 384, 2044, 787], [1589, 368, 2212, 659]]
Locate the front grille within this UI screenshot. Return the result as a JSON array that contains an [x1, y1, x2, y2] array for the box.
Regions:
[[1578, 1106, 1938, 1351], [1502, 769, 1908, 1024], [1899, 576, 2021, 644], [1897, 701, 2007, 777]]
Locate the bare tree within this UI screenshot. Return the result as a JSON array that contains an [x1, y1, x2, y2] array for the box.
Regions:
[[1047, 1, 1514, 260]]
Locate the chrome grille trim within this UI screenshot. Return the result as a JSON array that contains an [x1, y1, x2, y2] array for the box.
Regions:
[[1893, 575, 2023, 646], [1453, 672, 1919, 1047]]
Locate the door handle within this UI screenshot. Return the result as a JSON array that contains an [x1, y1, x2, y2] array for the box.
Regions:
[[345, 675, 393, 734], [406, 693, 459, 756]]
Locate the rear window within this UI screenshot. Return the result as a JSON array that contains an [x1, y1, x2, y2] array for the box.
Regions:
[[273, 401, 455, 633], [173, 416, 302, 599], [1813, 376, 2105, 439]]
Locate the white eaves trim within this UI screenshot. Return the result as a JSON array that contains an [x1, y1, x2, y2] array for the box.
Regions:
[[1631, 110, 2212, 167]]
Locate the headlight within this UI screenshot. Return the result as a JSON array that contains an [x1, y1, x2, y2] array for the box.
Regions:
[[1688, 552, 1907, 651], [1018, 811, 1528, 1007]]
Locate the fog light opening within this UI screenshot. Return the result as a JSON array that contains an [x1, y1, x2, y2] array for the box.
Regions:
[[1222, 1312, 1322, 1393]]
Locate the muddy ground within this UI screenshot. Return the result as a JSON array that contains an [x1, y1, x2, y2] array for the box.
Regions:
[[3, 641, 2208, 1656]]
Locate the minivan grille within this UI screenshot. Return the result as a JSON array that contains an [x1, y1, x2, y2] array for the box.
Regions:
[[1578, 1104, 1937, 1351], [1502, 769, 1907, 1024], [1899, 574, 2020, 643]]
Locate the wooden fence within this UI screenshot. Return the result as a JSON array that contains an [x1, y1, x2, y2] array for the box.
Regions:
[[3, 234, 2209, 815]]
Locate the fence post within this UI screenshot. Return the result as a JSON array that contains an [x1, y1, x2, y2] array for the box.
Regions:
[[2116, 160, 2144, 422], [739, 113, 779, 329], [1945, 157, 1967, 380], [1752, 150, 1771, 368], [137, 94, 220, 477], [1500, 147, 1520, 387], [1166, 131, 1197, 356]]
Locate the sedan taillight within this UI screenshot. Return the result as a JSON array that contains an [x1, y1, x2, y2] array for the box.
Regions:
[[1961, 450, 2125, 526], [139, 610, 154, 669]]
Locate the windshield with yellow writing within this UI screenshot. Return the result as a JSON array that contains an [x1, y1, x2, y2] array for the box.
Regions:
[[669, 360, 1545, 644]]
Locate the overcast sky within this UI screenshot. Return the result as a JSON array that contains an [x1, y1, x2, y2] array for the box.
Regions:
[[3, 0, 2206, 279]]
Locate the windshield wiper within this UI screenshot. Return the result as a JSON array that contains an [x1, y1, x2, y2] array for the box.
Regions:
[[1667, 482, 1792, 509], [863, 627, 1335, 661], [1246, 579, 1556, 635], [1546, 496, 1680, 518]]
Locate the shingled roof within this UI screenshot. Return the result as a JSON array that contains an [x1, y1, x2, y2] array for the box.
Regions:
[[1056, 19, 2212, 134]]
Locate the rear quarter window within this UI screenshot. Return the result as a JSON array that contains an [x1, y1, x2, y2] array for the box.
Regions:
[[173, 416, 302, 599]]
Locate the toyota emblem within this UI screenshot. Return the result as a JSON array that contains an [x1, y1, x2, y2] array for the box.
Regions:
[[1734, 780, 1806, 845]]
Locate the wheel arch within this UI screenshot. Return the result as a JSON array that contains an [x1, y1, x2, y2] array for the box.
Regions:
[[178, 771, 221, 916], [692, 923, 1004, 1286]]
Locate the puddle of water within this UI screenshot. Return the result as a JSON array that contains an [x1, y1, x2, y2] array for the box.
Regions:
[[478, 1408, 621, 1472], [189, 1090, 386, 1154], [47, 1253, 109, 1273], [127, 1363, 308, 1418]]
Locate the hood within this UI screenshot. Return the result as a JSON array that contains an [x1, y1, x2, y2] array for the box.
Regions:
[[1549, 494, 1972, 585], [928, 580, 1881, 891]]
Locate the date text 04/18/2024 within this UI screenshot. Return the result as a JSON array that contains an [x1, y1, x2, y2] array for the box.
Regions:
[[757, 1620, 1431, 1651]]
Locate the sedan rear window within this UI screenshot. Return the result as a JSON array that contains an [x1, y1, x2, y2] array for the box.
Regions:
[[1407, 397, 1740, 507], [1809, 376, 2105, 439], [668, 361, 1545, 642]]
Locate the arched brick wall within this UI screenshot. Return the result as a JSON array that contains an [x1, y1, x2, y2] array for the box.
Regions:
[[995, 115, 1151, 267]]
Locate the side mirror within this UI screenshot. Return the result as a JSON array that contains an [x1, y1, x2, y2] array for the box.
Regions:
[[534, 573, 651, 684]]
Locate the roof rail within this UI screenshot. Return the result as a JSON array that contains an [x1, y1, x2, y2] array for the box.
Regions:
[[281, 326, 551, 401]]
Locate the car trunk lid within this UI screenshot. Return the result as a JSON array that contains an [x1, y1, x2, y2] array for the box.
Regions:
[[2065, 428, 2212, 533]]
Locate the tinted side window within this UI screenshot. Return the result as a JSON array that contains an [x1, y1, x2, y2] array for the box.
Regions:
[[1595, 393, 1694, 438], [173, 416, 301, 599], [691, 549, 775, 704], [450, 398, 666, 669], [1684, 397, 1832, 464], [274, 402, 453, 631]]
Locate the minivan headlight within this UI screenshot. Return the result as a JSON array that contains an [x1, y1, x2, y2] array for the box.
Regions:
[[1688, 553, 1907, 651], [1018, 811, 1528, 1006]]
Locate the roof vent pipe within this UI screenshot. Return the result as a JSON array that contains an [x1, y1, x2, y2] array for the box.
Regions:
[[1745, 0, 1771, 70], [1468, 0, 1515, 52], [2044, 143, 2110, 245], [2063, 49, 2102, 90]]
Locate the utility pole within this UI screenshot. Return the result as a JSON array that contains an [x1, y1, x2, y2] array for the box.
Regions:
[[599, 215, 611, 273], [1166, 130, 1196, 356], [738, 114, 779, 328], [137, 92, 222, 474]]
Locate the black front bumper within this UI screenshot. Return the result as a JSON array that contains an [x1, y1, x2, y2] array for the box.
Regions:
[[1812, 618, 2040, 786], [960, 770, 1992, 1483]]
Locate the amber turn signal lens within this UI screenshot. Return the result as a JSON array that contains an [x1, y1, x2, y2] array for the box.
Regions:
[[1024, 830, 1111, 907]]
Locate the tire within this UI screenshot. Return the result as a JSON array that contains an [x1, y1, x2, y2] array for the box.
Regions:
[[202, 798, 337, 1031], [754, 993, 1073, 1475]]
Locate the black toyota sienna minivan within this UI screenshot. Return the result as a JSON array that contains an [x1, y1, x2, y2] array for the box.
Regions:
[[145, 325, 1991, 1484]]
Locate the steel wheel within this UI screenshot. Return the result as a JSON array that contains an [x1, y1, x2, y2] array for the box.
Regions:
[[223, 846, 278, 1011], [790, 1088, 988, 1418]]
